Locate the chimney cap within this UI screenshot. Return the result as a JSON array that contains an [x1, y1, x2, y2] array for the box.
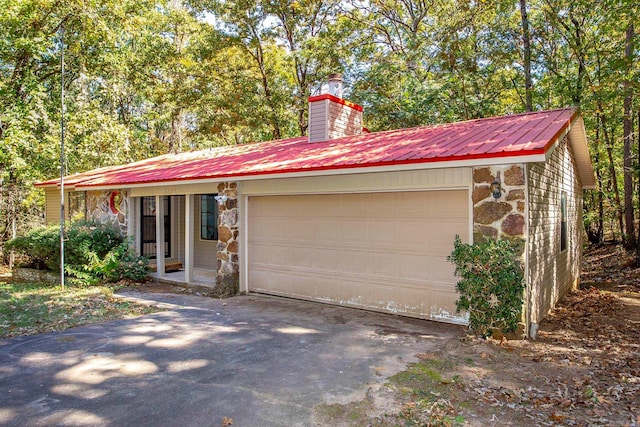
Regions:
[[327, 73, 344, 98]]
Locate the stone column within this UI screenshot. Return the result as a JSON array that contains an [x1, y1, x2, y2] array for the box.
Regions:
[[473, 165, 527, 338], [472, 165, 526, 250], [215, 182, 239, 296]]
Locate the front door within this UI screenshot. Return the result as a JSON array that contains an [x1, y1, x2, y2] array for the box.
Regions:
[[140, 196, 171, 259]]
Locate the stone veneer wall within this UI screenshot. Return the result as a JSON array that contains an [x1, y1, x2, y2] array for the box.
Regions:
[[215, 182, 239, 296], [472, 164, 528, 338], [86, 190, 128, 236], [472, 165, 526, 249]]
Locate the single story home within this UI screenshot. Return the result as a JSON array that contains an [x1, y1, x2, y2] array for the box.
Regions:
[[36, 80, 595, 338]]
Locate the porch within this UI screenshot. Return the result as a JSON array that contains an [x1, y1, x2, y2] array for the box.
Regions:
[[149, 267, 218, 288], [126, 186, 239, 296], [134, 194, 215, 286]]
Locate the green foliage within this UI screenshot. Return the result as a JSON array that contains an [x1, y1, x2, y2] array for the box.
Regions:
[[6, 227, 59, 270], [448, 236, 525, 338], [0, 0, 638, 253], [6, 221, 148, 284], [93, 241, 150, 283], [65, 222, 123, 266]]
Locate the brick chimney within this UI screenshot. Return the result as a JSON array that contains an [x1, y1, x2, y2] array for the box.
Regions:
[[308, 74, 363, 143]]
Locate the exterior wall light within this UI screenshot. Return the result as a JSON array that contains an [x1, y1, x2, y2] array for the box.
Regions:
[[214, 194, 228, 205], [490, 172, 502, 200]]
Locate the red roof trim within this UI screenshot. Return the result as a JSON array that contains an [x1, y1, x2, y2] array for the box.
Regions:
[[74, 147, 547, 188], [308, 94, 364, 112]]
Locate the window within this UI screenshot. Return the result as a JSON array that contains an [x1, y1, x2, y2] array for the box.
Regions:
[[200, 195, 218, 240], [140, 196, 171, 258], [560, 192, 567, 252]]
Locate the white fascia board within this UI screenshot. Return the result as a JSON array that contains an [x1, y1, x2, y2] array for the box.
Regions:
[[73, 153, 546, 192]]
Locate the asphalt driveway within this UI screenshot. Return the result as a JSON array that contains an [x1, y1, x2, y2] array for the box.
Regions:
[[0, 291, 461, 426]]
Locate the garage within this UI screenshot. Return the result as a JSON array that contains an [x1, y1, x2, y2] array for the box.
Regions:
[[247, 190, 469, 322]]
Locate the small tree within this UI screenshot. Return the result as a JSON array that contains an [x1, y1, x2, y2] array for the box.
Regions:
[[448, 236, 525, 338]]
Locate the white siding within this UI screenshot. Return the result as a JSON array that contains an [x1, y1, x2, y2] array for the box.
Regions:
[[308, 99, 329, 142], [308, 97, 363, 143], [194, 195, 217, 269], [130, 182, 219, 197], [327, 101, 362, 140], [527, 136, 583, 325], [242, 168, 471, 196]]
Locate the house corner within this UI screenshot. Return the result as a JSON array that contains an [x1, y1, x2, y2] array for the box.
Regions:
[[472, 164, 528, 338]]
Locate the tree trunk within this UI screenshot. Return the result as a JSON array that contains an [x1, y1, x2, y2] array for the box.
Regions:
[[586, 113, 604, 244], [636, 111, 640, 265], [623, 23, 635, 249], [571, 17, 585, 106], [519, 0, 533, 111], [601, 112, 626, 244]]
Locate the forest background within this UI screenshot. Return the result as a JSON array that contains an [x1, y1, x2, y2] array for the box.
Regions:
[[0, 0, 638, 261]]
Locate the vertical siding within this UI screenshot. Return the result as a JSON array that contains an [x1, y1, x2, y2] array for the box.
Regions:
[[193, 195, 217, 268], [527, 136, 583, 325]]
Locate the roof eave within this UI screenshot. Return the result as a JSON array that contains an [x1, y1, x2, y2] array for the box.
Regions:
[[568, 116, 596, 189], [543, 113, 595, 190], [73, 152, 549, 191]]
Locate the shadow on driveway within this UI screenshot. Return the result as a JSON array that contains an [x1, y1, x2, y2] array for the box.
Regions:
[[0, 292, 462, 426]]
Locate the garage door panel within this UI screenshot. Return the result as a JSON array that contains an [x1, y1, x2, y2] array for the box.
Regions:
[[248, 190, 468, 323], [287, 245, 315, 268], [249, 242, 271, 264], [397, 253, 433, 281], [339, 249, 391, 276], [311, 247, 340, 270]]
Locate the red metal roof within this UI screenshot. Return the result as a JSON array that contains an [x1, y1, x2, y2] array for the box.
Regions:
[[37, 108, 578, 188]]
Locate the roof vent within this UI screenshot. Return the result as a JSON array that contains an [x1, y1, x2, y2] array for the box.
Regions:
[[308, 74, 363, 143]]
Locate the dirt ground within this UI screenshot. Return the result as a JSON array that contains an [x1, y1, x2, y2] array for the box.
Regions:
[[313, 244, 640, 426]]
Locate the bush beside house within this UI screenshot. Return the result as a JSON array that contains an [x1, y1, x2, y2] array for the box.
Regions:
[[448, 236, 525, 338], [7, 221, 148, 285]]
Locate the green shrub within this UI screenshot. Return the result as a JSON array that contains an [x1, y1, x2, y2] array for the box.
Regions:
[[6, 226, 61, 270], [65, 222, 123, 266], [448, 236, 525, 338], [7, 221, 149, 284], [93, 240, 149, 283]]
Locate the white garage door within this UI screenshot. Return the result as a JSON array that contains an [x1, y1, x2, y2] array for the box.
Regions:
[[247, 190, 469, 323]]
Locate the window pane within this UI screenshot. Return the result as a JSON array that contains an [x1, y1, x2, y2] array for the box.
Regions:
[[560, 192, 567, 252], [200, 194, 218, 240]]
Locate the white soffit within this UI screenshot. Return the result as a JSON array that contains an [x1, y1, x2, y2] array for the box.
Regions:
[[568, 116, 596, 189]]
